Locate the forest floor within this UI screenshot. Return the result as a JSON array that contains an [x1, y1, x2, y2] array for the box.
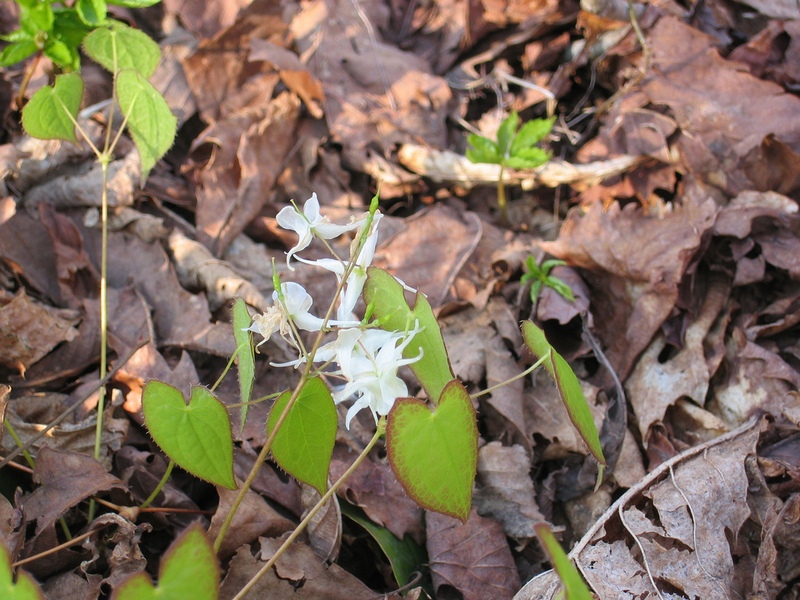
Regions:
[[1, 0, 800, 598]]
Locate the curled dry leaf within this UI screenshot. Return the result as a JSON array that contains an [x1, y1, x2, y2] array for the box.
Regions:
[[218, 536, 377, 600], [3, 393, 128, 470], [21, 447, 127, 538], [626, 274, 730, 439]]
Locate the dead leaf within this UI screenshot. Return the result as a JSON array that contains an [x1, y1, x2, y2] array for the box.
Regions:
[[191, 93, 301, 255], [642, 16, 800, 194], [484, 333, 530, 451], [21, 447, 127, 536], [626, 274, 730, 439], [541, 197, 718, 379], [374, 202, 482, 307], [427, 508, 521, 600], [475, 442, 545, 539], [4, 393, 128, 471], [209, 486, 295, 559], [331, 455, 424, 543], [0, 289, 79, 374]]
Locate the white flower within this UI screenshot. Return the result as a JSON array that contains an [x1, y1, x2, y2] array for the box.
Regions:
[[297, 212, 383, 321], [246, 282, 358, 350], [276, 193, 366, 270], [332, 324, 423, 428]]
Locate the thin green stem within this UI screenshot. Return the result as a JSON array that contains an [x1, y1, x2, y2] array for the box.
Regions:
[[211, 346, 240, 393], [470, 353, 548, 400], [231, 418, 386, 600], [4, 421, 72, 540], [3, 421, 35, 470], [140, 459, 175, 509]]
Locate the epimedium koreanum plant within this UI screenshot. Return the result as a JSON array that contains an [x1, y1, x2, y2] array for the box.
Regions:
[[140, 190, 606, 597]]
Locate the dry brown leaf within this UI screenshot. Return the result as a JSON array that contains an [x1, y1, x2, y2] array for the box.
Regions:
[[21, 447, 127, 536], [712, 330, 800, 426], [541, 197, 718, 380], [642, 16, 800, 194], [301, 484, 341, 562], [331, 456, 424, 543], [626, 274, 730, 439], [517, 420, 762, 599], [374, 202, 482, 307], [209, 486, 295, 559], [41, 571, 102, 599], [0, 289, 79, 374], [485, 333, 529, 451], [524, 369, 604, 460], [162, 0, 253, 39], [106, 230, 235, 357], [475, 442, 545, 539], [192, 93, 301, 255], [290, 0, 452, 174], [255, 536, 377, 599], [0, 210, 65, 304], [3, 393, 128, 470], [427, 508, 520, 600], [90, 513, 149, 591], [443, 325, 492, 385], [180, 0, 287, 121], [580, 423, 758, 598], [168, 230, 270, 312]]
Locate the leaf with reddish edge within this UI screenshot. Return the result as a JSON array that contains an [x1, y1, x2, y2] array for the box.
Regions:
[[522, 320, 606, 476], [387, 379, 477, 522]]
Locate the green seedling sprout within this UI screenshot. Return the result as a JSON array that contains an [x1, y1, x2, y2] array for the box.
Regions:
[[521, 257, 575, 304], [465, 111, 555, 222]]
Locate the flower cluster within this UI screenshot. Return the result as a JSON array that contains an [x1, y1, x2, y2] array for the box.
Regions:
[[247, 194, 421, 427]]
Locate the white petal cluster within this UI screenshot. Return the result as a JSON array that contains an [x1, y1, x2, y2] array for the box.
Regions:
[[247, 194, 421, 426]]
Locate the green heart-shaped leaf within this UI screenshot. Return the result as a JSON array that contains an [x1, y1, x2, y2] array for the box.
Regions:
[[364, 267, 453, 404], [387, 379, 477, 522], [267, 376, 337, 495], [0, 540, 43, 599], [232, 298, 255, 433], [142, 381, 236, 490], [115, 68, 177, 183], [21, 73, 83, 143], [522, 320, 605, 470], [112, 524, 219, 600]]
